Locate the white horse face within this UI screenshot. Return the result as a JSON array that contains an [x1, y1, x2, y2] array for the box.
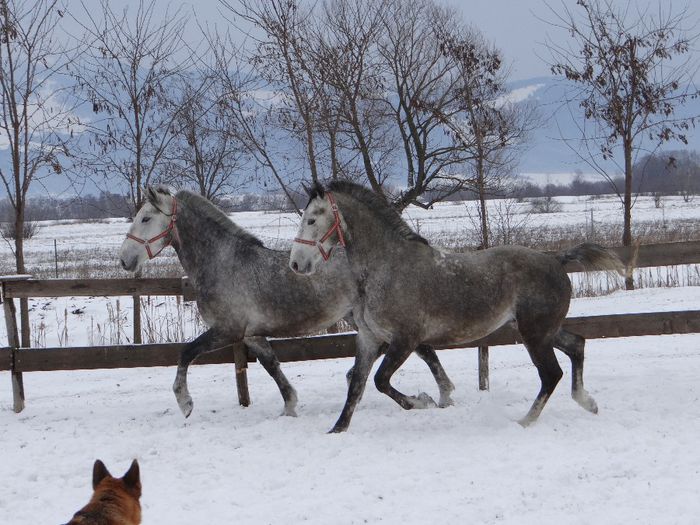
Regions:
[[289, 192, 343, 275], [119, 187, 175, 273]]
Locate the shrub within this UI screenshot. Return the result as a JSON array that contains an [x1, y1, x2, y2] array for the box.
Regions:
[[530, 196, 562, 214], [0, 220, 40, 240]]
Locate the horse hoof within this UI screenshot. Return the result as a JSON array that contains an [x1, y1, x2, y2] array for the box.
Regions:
[[328, 423, 348, 434], [411, 392, 437, 409], [517, 415, 536, 428], [281, 406, 298, 417], [438, 396, 454, 408], [177, 397, 193, 418], [574, 391, 599, 414]]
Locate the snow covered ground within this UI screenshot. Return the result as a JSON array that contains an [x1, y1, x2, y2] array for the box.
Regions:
[[2, 194, 700, 523], [2, 286, 700, 524]]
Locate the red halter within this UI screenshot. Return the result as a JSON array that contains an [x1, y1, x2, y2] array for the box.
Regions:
[[126, 197, 180, 259], [293, 192, 346, 261]]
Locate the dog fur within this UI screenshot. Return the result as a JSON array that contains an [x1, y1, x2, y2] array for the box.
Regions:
[[63, 459, 141, 525]]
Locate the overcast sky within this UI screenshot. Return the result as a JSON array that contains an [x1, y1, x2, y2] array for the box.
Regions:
[[64, 0, 699, 82]]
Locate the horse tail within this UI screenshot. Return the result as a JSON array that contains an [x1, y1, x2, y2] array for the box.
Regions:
[[555, 243, 625, 275]]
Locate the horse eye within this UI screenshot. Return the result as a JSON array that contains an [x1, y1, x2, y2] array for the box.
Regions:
[[141, 216, 151, 223], [307, 218, 316, 225]]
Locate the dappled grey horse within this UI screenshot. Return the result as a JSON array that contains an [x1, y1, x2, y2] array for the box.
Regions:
[[118, 186, 455, 418], [290, 181, 624, 432]]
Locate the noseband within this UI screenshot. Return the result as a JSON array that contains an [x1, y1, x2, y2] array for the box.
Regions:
[[126, 197, 180, 259], [293, 192, 346, 261]]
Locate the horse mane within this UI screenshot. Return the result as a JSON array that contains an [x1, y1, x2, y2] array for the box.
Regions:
[[326, 181, 429, 245], [175, 189, 264, 248]]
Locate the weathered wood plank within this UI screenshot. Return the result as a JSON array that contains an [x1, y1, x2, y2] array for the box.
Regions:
[[269, 333, 357, 362], [2, 278, 185, 298], [559, 240, 700, 272], [2, 241, 700, 301], [443, 310, 700, 349], [132, 295, 142, 345], [478, 346, 489, 390], [233, 343, 251, 407], [14, 343, 256, 372], [9, 310, 700, 373], [0, 347, 11, 371], [3, 293, 25, 412]]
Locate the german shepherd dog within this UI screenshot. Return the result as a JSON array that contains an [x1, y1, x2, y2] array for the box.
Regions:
[[63, 459, 141, 525]]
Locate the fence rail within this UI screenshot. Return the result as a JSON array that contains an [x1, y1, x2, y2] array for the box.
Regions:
[[2, 240, 700, 413]]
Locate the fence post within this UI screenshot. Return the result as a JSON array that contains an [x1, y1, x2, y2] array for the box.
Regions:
[[133, 295, 142, 344], [233, 342, 250, 407], [478, 345, 489, 391], [2, 282, 25, 412]]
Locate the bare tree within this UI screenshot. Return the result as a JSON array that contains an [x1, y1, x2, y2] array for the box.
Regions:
[[161, 72, 250, 200], [206, 27, 302, 211], [377, 0, 472, 209], [436, 28, 537, 249], [224, 0, 329, 186], [312, 0, 398, 189], [0, 0, 77, 345], [223, 0, 477, 210], [545, 0, 700, 289], [73, 0, 193, 211]]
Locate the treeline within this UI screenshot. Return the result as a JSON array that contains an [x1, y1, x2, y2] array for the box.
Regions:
[[439, 150, 700, 202], [0, 192, 131, 222], [0, 190, 307, 221]]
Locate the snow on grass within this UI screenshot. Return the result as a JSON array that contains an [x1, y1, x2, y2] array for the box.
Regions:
[[2, 290, 700, 524]]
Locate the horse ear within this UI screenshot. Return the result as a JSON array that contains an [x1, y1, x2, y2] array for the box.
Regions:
[[122, 459, 140, 492], [146, 186, 158, 205], [92, 459, 111, 489], [312, 181, 325, 199], [301, 182, 312, 196]]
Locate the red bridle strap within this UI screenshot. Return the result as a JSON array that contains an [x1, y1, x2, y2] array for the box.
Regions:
[[126, 197, 180, 259], [293, 192, 346, 261]]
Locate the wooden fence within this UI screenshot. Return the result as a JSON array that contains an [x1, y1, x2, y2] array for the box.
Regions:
[[2, 240, 700, 413]]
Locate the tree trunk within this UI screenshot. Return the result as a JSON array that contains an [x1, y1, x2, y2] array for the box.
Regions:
[[477, 159, 489, 249], [623, 137, 634, 290]]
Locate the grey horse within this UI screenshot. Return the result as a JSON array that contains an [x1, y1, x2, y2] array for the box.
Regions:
[[118, 186, 455, 418], [289, 181, 624, 433]]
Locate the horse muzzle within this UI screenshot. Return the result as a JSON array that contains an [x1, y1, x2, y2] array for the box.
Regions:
[[289, 258, 314, 276], [120, 256, 139, 273]]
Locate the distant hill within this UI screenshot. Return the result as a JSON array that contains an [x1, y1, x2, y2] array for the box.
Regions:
[[510, 76, 700, 181]]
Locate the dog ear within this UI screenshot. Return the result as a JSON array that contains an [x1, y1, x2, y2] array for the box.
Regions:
[[122, 459, 141, 495], [92, 460, 111, 489]]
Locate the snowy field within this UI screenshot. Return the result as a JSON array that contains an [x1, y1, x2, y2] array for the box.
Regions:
[[3, 193, 700, 278], [1, 287, 700, 524], [2, 193, 700, 523]]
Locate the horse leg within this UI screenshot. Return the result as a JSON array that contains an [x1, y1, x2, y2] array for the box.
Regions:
[[346, 344, 454, 407], [374, 337, 438, 410], [244, 336, 298, 417], [554, 328, 598, 414], [414, 344, 455, 407], [330, 327, 382, 433], [345, 342, 385, 387], [519, 337, 563, 427], [173, 329, 219, 418]]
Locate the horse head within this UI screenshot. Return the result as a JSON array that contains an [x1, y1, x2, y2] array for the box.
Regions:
[[119, 186, 178, 273], [290, 183, 347, 275]]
